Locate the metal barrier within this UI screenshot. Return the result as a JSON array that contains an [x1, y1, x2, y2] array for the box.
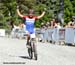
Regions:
[[5, 27, 26, 39], [4, 27, 75, 45], [47, 28, 53, 42], [65, 28, 75, 45], [38, 28, 75, 45], [11, 28, 26, 39]]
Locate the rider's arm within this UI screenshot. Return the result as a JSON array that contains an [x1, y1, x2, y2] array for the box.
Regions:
[[37, 11, 45, 19], [17, 8, 24, 18]]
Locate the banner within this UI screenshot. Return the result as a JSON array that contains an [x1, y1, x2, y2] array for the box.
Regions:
[[58, 28, 65, 41]]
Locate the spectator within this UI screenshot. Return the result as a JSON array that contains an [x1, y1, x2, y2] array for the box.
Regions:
[[67, 21, 74, 28], [73, 22, 75, 28], [55, 22, 61, 29], [50, 20, 55, 28], [52, 18, 56, 23], [53, 19, 62, 28]]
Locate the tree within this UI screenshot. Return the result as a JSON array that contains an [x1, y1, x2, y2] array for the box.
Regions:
[[0, 0, 61, 28], [64, 0, 74, 23]]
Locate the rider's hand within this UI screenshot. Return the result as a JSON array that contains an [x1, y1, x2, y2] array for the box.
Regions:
[[44, 8, 47, 12], [17, 5, 19, 9]]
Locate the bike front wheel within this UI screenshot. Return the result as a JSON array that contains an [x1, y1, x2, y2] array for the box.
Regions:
[[33, 43, 38, 60], [28, 47, 33, 59]]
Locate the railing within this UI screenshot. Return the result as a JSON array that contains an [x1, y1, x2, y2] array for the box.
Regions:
[[1, 27, 75, 45], [37, 28, 75, 45]]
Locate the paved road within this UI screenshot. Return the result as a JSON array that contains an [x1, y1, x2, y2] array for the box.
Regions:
[[0, 37, 75, 65]]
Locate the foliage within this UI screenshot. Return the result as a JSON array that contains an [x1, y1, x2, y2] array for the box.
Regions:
[[64, 0, 75, 23], [0, 0, 75, 28]]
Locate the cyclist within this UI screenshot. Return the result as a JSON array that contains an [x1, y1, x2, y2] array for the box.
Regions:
[[17, 6, 45, 48]]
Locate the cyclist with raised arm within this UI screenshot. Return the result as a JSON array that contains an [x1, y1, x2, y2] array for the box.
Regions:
[[17, 6, 45, 48]]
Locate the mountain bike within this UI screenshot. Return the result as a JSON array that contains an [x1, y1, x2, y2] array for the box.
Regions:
[[28, 38, 37, 60]]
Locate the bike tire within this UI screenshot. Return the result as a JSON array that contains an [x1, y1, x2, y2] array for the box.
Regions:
[[33, 43, 38, 60], [34, 53, 37, 60], [28, 48, 33, 59], [28, 42, 33, 59]]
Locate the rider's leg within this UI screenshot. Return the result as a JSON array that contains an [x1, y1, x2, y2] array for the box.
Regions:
[[27, 34, 30, 44], [26, 33, 31, 48]]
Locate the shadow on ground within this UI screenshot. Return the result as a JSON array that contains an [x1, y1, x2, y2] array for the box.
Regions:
[[66, 43, 75, 47], [19, 56, 31, 60]]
